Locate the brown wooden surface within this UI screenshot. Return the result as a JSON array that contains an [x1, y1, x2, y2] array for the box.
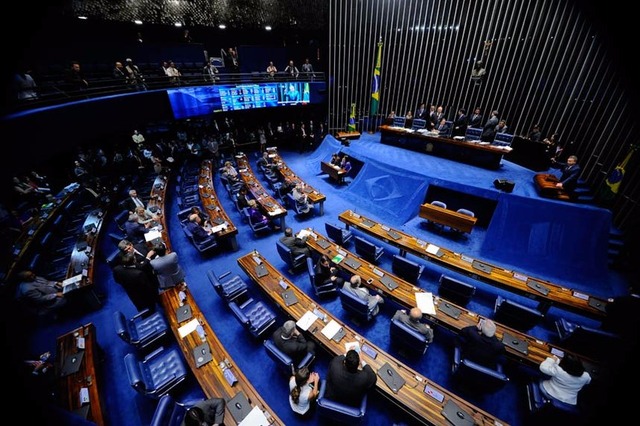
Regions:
[[338, 210, 609, 320], [418, 203, 478, 234], [320, 161, 346, 183], [235, 153, 287, 225], [271, 151, 327, 207], [237, 251, 507, 426], [336, 131, 361, 140], [379, 125, 507, 154], [304, 228, 603, 380], [198, 159, 239, 249], [160, 287, 282, 425], [534, 173, 571, 200], [147, 174, 172, 251], [56, 323, 105, 425]]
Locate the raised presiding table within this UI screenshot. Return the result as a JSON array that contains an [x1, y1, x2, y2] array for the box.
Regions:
[[56, 323, 105, 425], [338, 210, 610, 320], [419, 202, 477, 234], [198, 159, 239, 251], [320, 161, 348, 184], [160, 286, 282, 425], [271, 152, 326, 215], [336, 131, 361, 140], [235, 153, 287, 229], [238, 251, 507, 426]]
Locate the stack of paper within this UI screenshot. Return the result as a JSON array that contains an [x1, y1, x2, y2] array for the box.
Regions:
[[321, 320, 342, 339], [178, 318, 200, 338], [415, 292, 436, 315], [296, 311, 318, 331]]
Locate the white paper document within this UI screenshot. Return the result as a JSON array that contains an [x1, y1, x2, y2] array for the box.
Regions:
[[415, 292, 436, 315], [321, 320, 342, 339], [426, 244, 441, 255], [62, 274, 83, 286], [178, 318, 200, 338], [344, 341, 360, 353], [145, 229, 162, 242], [238, 406, 270, 426], [296, 311, 318, 331]]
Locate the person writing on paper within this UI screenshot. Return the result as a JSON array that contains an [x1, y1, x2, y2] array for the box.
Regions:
[[273, 320, 316, 365], [392, 307, 434, 342], [15, 270, 67, 319], [289, 366, 320, 416], [280, 227, 310, 257], [325, 349, 377, 407], [538, 353, 591, 406], [457, 319, 505, 368], [342, 274, 384, 316], [182, 397, 225, 426]]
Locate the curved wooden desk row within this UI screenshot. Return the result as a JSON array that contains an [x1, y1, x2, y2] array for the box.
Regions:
[[338, 210, 610, 320], [271, 151, 327, 215], [198, 159, 239, 251], [304, 230, 603, 381], [147, 174, 172, 251], [235, 153, 288, 229], [237, 251, 506, 426], [419, 203, 478, 234], [160, 286, 283, 425]]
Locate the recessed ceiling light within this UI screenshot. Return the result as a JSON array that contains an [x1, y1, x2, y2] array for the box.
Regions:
[[134, 20, 143, 25], [78, 16, 88, 20], [219, 24, 226, 29], [265, 25, 272, 31], [174, 22, 182, 27]]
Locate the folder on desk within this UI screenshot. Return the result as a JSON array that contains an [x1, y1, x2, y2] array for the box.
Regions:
[[527, 279, 550, 295], [588, 297, 608, 313], [227, 391, 252, 423], [441, 400, 474, 426], [316, 239, 331, 249], [343, 258, 361, 270], [254, 263, 268, 278], [380, 275, 398, 290], [60, 351, 85, 377], [438, 302, 462, 319], [281, 289, 298, 307], [377, 362, 405, 394], [176, 304, 193, 323], [193, 343, 213, 368], [502, 332, 529, 355]]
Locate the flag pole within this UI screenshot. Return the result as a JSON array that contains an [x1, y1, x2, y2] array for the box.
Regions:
[[369, 37, 383, 134]]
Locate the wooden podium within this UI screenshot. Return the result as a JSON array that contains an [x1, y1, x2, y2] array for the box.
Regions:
[[336, 131, 361, 140]]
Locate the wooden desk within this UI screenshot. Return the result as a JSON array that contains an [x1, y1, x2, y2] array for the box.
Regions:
[[320, 161, 347, 184], [160, 287, 282, 425], [198, 159, 239, 251], [304, 229, 603, 379], [147, 174, 172, 251], [534, 173, 571, 201], [379, 125, 509, 169], [338, 210, 610, 320], [56, 323, 105, 425], [336, 131, 361, 140], [419, 203, 477, 234], [272, 152, 326, 215], [235, 153, 287, 228], [238, 251, 507, 426]]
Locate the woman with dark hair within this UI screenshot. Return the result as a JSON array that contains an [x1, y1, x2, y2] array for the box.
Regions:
[[289, 366, 320, 416], [539, 353, 591, 405]]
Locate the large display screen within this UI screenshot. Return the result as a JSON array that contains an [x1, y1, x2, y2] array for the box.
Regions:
[[167, 82, 314, 119]]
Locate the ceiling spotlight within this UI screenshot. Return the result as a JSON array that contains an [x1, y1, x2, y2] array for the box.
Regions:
[[134, 20, 143, 25], [78, 16, 88, 20], [219, 24, 227, 29], [174, 22, 182, 27], [265, 25, 272, 31]]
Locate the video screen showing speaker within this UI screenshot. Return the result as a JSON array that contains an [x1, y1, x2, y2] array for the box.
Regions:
[[276, 82, 310, 105]]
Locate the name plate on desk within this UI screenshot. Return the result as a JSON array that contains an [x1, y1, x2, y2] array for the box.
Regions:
[[502, 332, 528, 355], [527, 279, 550, 295]]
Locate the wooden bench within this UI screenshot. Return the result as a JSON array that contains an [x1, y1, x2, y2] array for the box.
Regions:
[[419, 203, 477, 234]]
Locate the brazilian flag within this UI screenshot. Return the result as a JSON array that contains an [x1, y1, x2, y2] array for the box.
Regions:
[[348, 103, 356, 132], [370, 39, 383, 118], [597, 145, 637, 203]]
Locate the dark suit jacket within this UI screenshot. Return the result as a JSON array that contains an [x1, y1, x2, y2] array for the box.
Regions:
[[452, 114, 468, 137], [469, 113, 483, 128], [280, 235, 310, 257], [112, 264, 158, 312], [557, 163, 581, 193], [179, 398, 225, 426], [124, 220, 147, 243], [186, 221, 212, 244], [481, 116, 499, 141], [325, 354, 377, 406], [272, 326, 315, 363], [122, 196, 145, 213], [458, 325, 505, 368]]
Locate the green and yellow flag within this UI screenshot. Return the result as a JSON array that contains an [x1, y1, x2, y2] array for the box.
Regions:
[[597, 144, 637, 203], [348, 103, 356, 132], [370, 38, 383, 117]]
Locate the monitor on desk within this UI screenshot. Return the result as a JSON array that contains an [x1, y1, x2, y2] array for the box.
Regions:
[[393, 117, 406, 128]]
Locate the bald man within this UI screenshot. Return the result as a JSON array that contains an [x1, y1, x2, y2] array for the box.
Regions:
[[392, 307, 434, 343]]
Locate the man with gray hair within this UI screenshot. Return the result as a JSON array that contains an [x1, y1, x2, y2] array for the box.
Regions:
[[457, 318, 504, 368], [392, 307, 434, 342], [272, 320, 315, 364]]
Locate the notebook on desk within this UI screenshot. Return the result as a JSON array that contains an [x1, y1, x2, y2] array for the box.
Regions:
[[377, 362, 405, 394], [60, 351, 85, 377], [176, 304, 193, 323], [380, 275, 398, 290], [254, 263, 268, 278], [227, 392, 252, 423], [502, 332, 528, 355], [441, 400, 474, 426], [343, 258, 361, 270], [527, 279, 550, 295], [316, 239, 331, 249], [193, 343, 213, 368], [281, 289, 298, 306]]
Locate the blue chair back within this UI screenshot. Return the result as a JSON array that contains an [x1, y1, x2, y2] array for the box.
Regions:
[[339, 287, 375, 322], [124, 346, 188, 399], [325, 222, 352, 246], [229, 298, 276, 338], [354, 236, 384, 264], [207, 269, 248, 303], [452, 345, 509, 388], [494, 295, 544, 332], [391, 254, 424, 284], [263, 339, 315, 376], [276, 240, 307, 272], [113, 309, 168, 351], [390, 317, 430, 355], [149, 394, 203, 426], [438, 274, 476, 306], [317, 379, 367, 424]]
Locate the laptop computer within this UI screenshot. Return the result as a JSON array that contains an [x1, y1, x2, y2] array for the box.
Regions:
[[361, 219, 376, 228], [60, 351, 85, 377], [344, 258, 361, 270], [441, 399, 474, 426], [386, 230, 402, 240], [377, 362, 405, 394], [588, 297, 608, 313], [332, 327, 346, 342], [176, 304, 193, 323], [438, 302, 462, 319], [316, 239, 331, 249], [254, 263, 268, 278], [380, 275, 398, 290], [502, 332, 529, 355], [193, 343, 213, 368], [527, 279, 550, 296], [281, 289, 298, 306], [227, 392, 252, 423], [471, 260, 493, 274]]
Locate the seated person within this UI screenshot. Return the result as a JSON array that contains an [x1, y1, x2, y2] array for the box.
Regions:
[[236, 186, 252, 210], [124, 212, 150, 243], [539, 354, 591, 406], [330, 153, 341, 166], [134, 205, 158, 227], [190, 206, 209, 226], [342, 274, 384, 316], [325, 349, 377, 407], [182, 397, 225, 426], [392, 307, 434, 342], [247, 199, 280, 230], [256, 151, 272, 171], [221, 161, 243, 186], [15, 270, 67, 319], [433, 117, 451, 136], [186, 213, 214, 243], [291, 184, 312, 213], [314, 254, 344, 287], [279, 227, 310, 257], [289, 366, 320, 416], [340, 155, 352, 173], [272, 320, 316, 364], [457, 319, 505, 368], [277, 179, 296, 199]]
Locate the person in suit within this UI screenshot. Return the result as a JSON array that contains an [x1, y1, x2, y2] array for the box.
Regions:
[[342, 274, 384, 316], [272, 320, 316, 364], [182, 397, 225, 426], [392, 307, 434, 342], [415, 103, 427, 120], [112, 253, 158, 312], [468, 107, 483, 128], [14, 270, 67, 319], [124, 212, 149, 243], [116, 239, 158, 287], [539, 354, 591, 406], [186, 213, 214, 244], [149, 244, 185, 289], [495, 119, 508, 134], [314, 254, 344, 287], [480, 110, 499, 142], [325, 349, 377, 407], [528, 124, 542, 142], [457, 319, 505, 368], [550, 155, 581, 195], [122, 189, 146, 213], [280, 227, 310, 257], [435, 117, 451, 136], [256, 151, 272, 172], [236, 186, 252, 210], [451, 108, 468, 137], [291, 184, 312, 213]]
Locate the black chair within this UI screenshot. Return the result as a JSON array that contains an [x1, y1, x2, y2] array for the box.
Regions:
[[228, 297, 276, 339], [316, 379, 367, 424], [390, 317, 430, 356], [307, 257, 338, 298], [391, 254, 424, 284], [324, 222, 352, 246], [526, 380, 581, 419], [263, 338, 315, 376], [113, 309, 169, 351], [124, 346, 189, 399], [452, 344, 509, 389], [339, 287, 375, 322], [276, 240, 307, 274], [150, 394, 204, 426], [555, 318, 622, 360], [494, 295, 544, 332], [207, 269, 248, 303], [437, 274, 476, 306], [354, 236, 384, 264]]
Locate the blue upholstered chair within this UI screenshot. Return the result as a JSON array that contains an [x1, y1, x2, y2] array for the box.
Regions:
[[339, 287, 376, 322], [427, 200, 448, 232], [494, 295, 544, 332], [149, 394, 203, 426], [316, 379, 367, 424], [113, 309, 169, 351], [207, 269, 248, 303], [390, 317, 430, 355], [229, 297, 276, 339], [526, 380, 581, 419], [555, 317, 621, 360], [276, 239, 307, 273], [354, 236, 384, 264], [286, 192, 313, 216], [452, 344, 509, 389], [243, 208, 271, 234], [182, 224, 217, 254], [263, 338, 315, 376], [438, 274, 476, 306], [307, 257, 338, 298], [124, 346, 189, 399], [325, 222, 353, 246], [391, 254, 424, 284]]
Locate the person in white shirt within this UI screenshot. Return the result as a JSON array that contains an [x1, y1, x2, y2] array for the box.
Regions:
[[132, 130, 145, 146], [539, 354, 591, 405], [289, 366, 320, 416]]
